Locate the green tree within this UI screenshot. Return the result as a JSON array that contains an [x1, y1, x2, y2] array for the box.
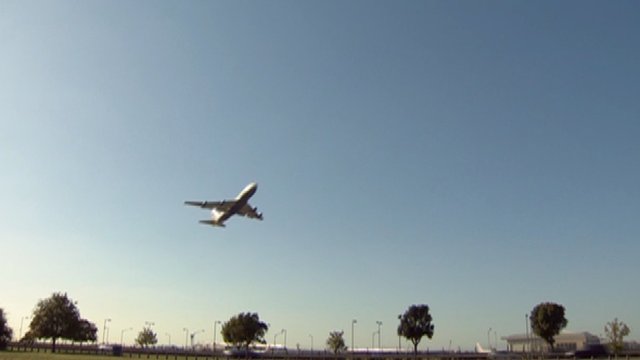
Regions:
[[529, 302, 568, 352], [398, 304, 435, 356], [135, 327, 158, 348], [71, 319, 98, 343], [0, 308, 13, 350], [221, 312, 268, 350], [605, 318, 630, 356], [28, 292, 97, 352], [326, 331, 347, 355]]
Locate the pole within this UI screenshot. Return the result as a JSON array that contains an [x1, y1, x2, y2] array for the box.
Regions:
[[376, 321, 382, 349], [525, 314, 530, 357], [183, 328, 189, 349], [213, 321, 221, 354], [398, 315, 402, 352], [103, 319, 111, 344], [309, 334, 313, 351], [487, 327, 492, 350], [351, 319, 357, 353], [19, 316, 29, 340]]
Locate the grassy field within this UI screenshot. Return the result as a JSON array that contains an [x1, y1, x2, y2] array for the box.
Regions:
[[0, 352, 201, 360], [0, 352, 116, 360]]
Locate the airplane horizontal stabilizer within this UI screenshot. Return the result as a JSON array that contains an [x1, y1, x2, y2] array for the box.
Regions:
[[199, 220, 226, 227]]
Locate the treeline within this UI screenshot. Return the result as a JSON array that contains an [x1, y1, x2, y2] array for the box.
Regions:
[[0, 292, 634, 357]]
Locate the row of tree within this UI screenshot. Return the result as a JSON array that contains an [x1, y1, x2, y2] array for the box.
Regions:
[[0, 293, 632, 356]]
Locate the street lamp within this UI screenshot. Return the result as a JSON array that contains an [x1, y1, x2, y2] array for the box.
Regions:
[[121, 328, 132, 346], [281, 329, 287, 350], [191, 329, 205, 348], [103, 319, 111, 344], [183, 328, 189, 349], [372, 331, 376, 349], [274, 332, 280, 347], [487, 327, 492, 350], [398, 314, 402, 351], [351, 319, 357, 352], [525, 313, 530, 355], [19, 316, 29, 340], [309, 334, 313, 351], [376, 321, 382, 349], [213, 321, 221, 353]]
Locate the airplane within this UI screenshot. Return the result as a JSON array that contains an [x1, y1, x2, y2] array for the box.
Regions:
[[475, 343, 493, 354], [184, 182, 263, 227]]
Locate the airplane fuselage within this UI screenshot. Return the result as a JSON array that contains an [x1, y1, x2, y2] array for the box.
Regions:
[[216, 182, 258, 223], [185, 182, 262, 228]]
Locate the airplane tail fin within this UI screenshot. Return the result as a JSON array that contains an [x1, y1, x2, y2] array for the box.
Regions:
[[475, 343, 490, 353]]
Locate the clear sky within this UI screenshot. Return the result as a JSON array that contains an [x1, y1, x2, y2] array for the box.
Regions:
[[1, 0, 639, 352]]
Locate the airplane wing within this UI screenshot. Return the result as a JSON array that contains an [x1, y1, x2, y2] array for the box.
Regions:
[[184, 200, 236, 212], [236, 203, 263, 220]]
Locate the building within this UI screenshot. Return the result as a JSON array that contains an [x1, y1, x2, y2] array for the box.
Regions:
[[502, 332, 600, 353]]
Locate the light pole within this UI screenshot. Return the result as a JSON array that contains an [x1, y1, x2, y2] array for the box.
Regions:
[[309, 334, 313, 351], [398, 315, 402, 351], [213, 321, 221, 353], [121, 328, 132, 346], [19, 316, 29, 340], [494, 331, 498, 351], [525, 314, 529, 356], [487, 328, 492, 350], [281, 329, 287, 350], [165, 333, 171, 346], [191, 329, 205, 348], [372, 331, 376, 349], [103, 319, 111, 344], [351, 319, 357, 352], [183, 328, 189, 349], [376, 321, 382, 349], [274, 332, 280, 347]]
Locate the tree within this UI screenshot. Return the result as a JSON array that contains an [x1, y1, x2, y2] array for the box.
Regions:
[[605, 318, 630, 356], [71, 319, 98, 343], [221, 312, 268, 350], [27, 292, 97, 352], [0, 308, 13, 350], [529, 302, 567, 352], [135, 327, 158, 348], [398, 304, 435, 356], [326, 331, 347, 355]]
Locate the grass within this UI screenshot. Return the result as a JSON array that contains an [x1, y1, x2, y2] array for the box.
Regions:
[[0, 351, 202, 360], [0, 352, 116, 360]]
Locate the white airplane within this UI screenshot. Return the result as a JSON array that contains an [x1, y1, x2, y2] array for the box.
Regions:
[[185, 182, 263, 227], [475, 343, 493, 354]]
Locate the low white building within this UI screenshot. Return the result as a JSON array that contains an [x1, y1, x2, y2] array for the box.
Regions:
[[502, 332, 600, 353]]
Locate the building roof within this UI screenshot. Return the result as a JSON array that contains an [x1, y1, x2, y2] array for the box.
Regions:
[[502, 332, 599, 343]]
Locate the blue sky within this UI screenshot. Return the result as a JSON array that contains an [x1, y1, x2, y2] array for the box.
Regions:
[[1, 0, 639, 351]]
